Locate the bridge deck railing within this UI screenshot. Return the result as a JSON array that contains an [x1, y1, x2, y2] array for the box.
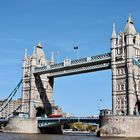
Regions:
[[38, 117, 99, 127]]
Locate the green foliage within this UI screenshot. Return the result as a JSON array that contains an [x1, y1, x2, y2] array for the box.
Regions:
[[63, 122, 98, 132], [86, 124, 93, 131], [70, 122, 84, 131]]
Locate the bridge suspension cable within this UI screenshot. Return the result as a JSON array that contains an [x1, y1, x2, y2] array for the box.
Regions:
[[0, 79, 22, 112]]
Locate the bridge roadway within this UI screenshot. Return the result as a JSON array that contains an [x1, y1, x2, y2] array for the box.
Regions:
[[33, 53, 111, 77], [38, 117, 99, 128]]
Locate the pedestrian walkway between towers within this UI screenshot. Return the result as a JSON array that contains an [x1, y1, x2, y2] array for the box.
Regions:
[[33, 53, 111, 77]]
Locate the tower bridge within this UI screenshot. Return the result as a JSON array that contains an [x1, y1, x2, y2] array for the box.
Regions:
[[2, 15, 140, 136]]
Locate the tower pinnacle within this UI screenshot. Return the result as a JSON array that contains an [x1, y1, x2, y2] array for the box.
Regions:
[[124, 14, 136, 35], [50, 51, 55, 64], [37, 41, 42, 48], [111, 23, 117, 39], [24, 49, 27, 58], [127, 13, 132, 23]]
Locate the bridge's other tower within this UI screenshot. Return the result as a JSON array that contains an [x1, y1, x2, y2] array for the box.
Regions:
[[22, 43, 55, 118], [111, 15, 140, 115]]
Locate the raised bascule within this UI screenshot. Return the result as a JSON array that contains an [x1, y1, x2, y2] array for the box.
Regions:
[[2, 15, 140, 137]]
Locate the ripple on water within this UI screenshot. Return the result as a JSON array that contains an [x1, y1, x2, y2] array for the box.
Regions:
[[0, 133, 140, 140]]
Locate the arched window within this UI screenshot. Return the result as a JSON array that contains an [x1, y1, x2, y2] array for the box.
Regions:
[[121, 84, 124, 90], [117, 85, 119, 91], [121, 69, 124, 74], [117, 48, 120, 55], [123, 84, 126, 90], [118, 69, 120, 75], [123, 69, 125, 74]]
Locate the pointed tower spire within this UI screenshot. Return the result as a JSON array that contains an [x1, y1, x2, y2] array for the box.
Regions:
[[37, 41, 42, 48], [111, 23, 117, 39], [35, 42, 46, 64], [50, 51, 55, 64], [124, 14, 136, 35], [128, 13, 132, 23], [32, 46, 36, 59], [24, 49, 27, 58]]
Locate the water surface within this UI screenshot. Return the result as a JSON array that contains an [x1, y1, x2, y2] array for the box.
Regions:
[[0, 133, 140, 140]]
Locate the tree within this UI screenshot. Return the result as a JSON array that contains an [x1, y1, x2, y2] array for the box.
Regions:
[[70, 122, 84, 131]]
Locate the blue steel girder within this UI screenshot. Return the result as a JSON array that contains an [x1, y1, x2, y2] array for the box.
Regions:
[[132, 57, 140, 68], [34, 53, 111, 78], [38, 117, 99, 128]]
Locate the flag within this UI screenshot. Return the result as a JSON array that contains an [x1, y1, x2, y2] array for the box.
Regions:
[[74, 46, 78, 50]]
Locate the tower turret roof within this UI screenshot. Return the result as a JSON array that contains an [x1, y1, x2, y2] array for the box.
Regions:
[[35, 42, 46, 63], [124, 14, 136, 35], [37, 42, 42, 48]]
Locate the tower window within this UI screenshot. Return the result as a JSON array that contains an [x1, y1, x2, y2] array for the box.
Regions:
[[121, 84, 124, 90], [117, 68, 125, 75], [133, 38, 136, 44]]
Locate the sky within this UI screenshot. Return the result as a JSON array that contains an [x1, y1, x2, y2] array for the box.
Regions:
[[0, 0, 140, 117]]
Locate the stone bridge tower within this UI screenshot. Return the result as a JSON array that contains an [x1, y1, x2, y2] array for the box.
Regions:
[[22, 43, 56, 118], [111, 15, 140, 115]]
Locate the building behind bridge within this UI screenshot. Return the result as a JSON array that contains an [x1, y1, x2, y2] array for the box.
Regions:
[[0, 98, 22, 118], [0, 98, 64, 118]]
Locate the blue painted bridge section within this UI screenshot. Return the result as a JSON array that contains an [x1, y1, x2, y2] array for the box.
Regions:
[[38, 117, 99, 128], [0, 118, 8, 125]]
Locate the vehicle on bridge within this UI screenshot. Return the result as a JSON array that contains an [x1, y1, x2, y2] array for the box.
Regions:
[[48, 114, 63, 118]]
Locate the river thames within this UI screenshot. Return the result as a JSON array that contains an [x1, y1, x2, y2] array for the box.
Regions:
[[0, 133, 140, 140]]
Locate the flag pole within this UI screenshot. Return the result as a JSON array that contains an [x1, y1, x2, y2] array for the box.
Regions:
[[74, 46, 79, 59], [77, 48, 79, 59]]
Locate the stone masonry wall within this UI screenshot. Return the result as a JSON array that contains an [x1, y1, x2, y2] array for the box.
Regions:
[[100, 115, 140, 137], [4, 117, 40, 133]]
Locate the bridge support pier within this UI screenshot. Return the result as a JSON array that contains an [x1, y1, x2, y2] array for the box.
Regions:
[[4, 117, 41, 134], [99, 115, 140, 137], [39, 125, 63, 134], [4, 117, 63, 134]]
